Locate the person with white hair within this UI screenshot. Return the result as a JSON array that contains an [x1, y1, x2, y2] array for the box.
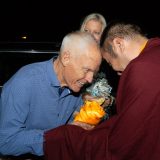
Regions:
[[0, 31, 102, 157]]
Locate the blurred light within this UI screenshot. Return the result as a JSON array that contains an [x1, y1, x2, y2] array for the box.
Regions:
[[22, 36, 27, 40]]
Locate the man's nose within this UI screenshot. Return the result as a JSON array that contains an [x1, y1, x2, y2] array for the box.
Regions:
[[85, 72, 94, 83]]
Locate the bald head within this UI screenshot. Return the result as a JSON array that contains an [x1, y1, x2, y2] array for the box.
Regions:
[[60, 31, 101, 58]]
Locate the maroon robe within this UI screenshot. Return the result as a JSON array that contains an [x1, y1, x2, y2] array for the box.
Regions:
[[44, 38, 160, 160]]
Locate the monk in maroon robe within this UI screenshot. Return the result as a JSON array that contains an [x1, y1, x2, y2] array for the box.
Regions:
[[44, 22, 160, 160]]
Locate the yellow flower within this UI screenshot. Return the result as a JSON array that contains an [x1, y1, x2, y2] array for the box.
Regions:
[[74, 100, 106, 125]]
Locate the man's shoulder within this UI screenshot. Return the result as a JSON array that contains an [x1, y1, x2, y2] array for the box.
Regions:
[[18, 59, 50, 77]]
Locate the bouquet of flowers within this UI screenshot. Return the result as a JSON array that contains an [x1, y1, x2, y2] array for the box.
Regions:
[[74, 72, 115, 125]]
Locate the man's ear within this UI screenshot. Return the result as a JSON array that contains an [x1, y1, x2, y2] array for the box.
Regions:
[[112, 37, 125, 53], [61, 51, 70, 66]]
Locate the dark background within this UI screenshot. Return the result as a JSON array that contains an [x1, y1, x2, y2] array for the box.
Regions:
[[0, 0, 159, 42], [0, 0, 159, 92]]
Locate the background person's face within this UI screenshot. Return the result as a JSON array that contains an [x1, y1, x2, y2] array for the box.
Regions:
[[84, 20, 103, 43]]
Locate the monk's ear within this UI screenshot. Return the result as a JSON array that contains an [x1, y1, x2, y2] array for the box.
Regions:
[[61, 51, 70, 66], [112, 37, 125, 54]]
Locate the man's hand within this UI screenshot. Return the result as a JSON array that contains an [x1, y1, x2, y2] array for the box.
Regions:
[[71, 121, 95, 130]]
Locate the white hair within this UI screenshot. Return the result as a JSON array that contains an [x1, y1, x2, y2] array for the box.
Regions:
[[60, 31, 99, 56]]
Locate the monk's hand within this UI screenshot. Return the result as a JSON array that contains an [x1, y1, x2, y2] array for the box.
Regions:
[[71, 121, 95, 130]]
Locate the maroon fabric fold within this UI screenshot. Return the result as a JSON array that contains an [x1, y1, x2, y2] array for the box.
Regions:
[[44, 125, 87, 160], [44, 122, 111, 160]]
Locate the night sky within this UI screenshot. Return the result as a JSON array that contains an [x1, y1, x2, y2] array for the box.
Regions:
[[0, 0, 159, 89], [0, 0, 159, 42]]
